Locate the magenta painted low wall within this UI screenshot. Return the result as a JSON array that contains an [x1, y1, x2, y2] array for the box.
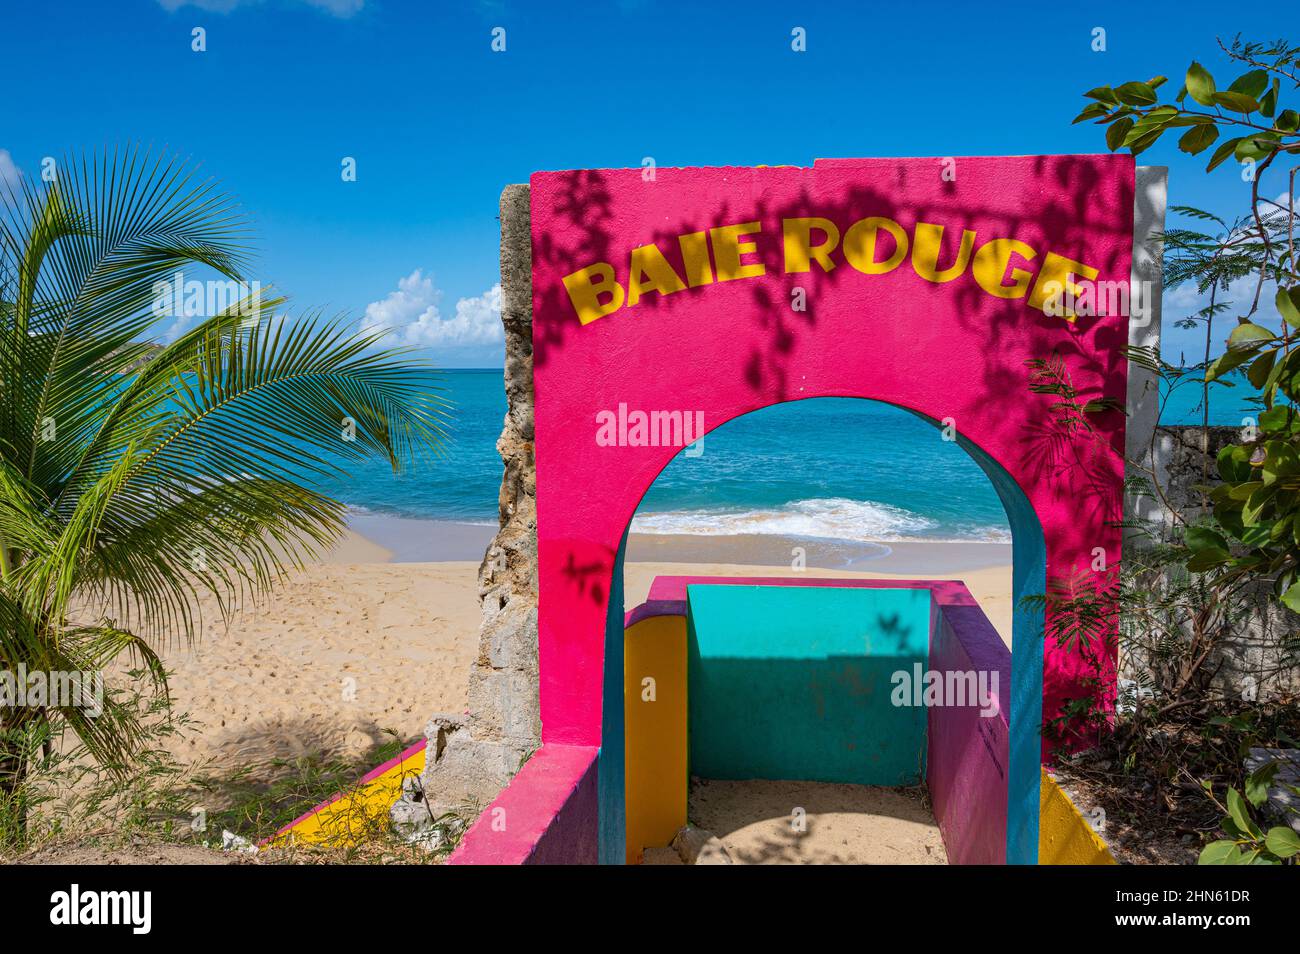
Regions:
[[447, 744, 599, 865], [927, 601, 1013, 864], [531, 156, 1131, 758]]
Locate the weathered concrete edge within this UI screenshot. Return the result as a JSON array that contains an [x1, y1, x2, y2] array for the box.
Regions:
[[410, 184, 541, 823], [1125, 165, 1166, 540]]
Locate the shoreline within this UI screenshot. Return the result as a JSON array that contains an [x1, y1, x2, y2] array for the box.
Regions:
[[336, 513, 1012, 574]]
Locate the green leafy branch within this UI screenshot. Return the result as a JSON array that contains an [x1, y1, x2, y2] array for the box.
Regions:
[[1198, 760, 1300, 864]]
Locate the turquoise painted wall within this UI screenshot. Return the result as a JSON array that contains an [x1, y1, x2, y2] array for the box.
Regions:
[[686, 584, 931, 786]]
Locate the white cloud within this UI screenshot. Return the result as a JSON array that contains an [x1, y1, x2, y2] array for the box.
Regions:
[[0, 150, 22, 191], [363, 269, 503, 351], [156, 0, 363, 18]]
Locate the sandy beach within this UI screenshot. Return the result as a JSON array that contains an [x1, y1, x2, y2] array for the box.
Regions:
[[144, 519, 1012, 789]]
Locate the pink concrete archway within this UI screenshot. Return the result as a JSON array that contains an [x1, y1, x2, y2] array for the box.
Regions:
[[527, 155, 1134, 862]]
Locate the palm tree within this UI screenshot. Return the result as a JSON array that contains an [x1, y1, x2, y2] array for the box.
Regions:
[[0, 149, 449, 827]]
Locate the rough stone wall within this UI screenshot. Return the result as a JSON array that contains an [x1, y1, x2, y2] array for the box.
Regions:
[[410, 184, 541, 821], [1150, 424, 1238, 521]]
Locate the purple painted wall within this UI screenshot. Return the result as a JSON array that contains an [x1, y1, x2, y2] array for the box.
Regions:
[[927, 602, 1013, 864]]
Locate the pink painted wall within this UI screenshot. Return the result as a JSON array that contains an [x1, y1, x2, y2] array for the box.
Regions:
[[448, 744, 599, 865], [530, 156, 1133, 749]]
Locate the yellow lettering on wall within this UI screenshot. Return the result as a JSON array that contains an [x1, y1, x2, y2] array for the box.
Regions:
[[912, 222, 977, 284], [1029, 252, 1100, 321], [710, 222, 766, 282], [678, 231, 714, 288], [972, 238, 1037, 299], [843, 216, 909, 275], [563, 262, 626, 325], [563, 216, 1099, 328], [782, 217, 841, 273], [626, 244, 687, 307]]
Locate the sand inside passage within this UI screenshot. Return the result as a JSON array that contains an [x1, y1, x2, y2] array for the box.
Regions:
[[688, 778, 948, 865]]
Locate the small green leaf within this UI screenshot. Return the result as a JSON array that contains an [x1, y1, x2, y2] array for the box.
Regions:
[[1084, 86, 1121, 105], [1259, 405, 1293, 433], [1263, 443, 1300, 484], [1106, 117, 1135, 150], [1198, 840, 1242, 865], [1227, 787, 1261, 838], [1262, 347, 1297, 397], [1247, 349, 1276, 388], [1260, 86, 1278, 118], [1212, 91, 1260, 114], [1228, 480, 1264, 501], [1115, 81, 1159, 106], [1178, 123, 1219, 156], [1228, 322, 1275, 349], [1278, 287, 1300, 329], [1245, 761, 1280, 807], [1227, 69, 1269, 99], [1186, 61, 1216, 106], [1277, 109, 1300, 133], [1187, 546, 1231, 571], [1127, 129, 1164, 157], [1282, 580, 1300, 613], [1265, 826, 1300, 858], [1184, 525, 1229, 552], [1269, 514, 1293, 543], [1207, 137, 1245, 172], [1206, 346, 1256, 380], [1142, 105, 1179, 121], [1218, 444, 1253, 482], [1236, 135, 1280, 162], [1073, 102, 1111, 124], [1243, 483, 1276, 526]]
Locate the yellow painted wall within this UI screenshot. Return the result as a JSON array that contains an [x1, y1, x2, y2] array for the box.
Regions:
[[624, 614, 688, 864], [269, 745, 427, 848], [1038, 769, 1116, 865]]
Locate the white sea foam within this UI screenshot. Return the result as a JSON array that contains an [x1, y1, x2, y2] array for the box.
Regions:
[[629, 497, 1011, 544]]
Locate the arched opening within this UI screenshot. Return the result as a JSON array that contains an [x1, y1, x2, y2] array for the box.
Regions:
[[598, 397, 1046, 865]]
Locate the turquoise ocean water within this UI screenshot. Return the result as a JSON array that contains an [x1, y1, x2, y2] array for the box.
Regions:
[[320, 369, 1261, 544]]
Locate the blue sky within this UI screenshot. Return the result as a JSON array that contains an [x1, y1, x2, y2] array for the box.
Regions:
[[0, 0, 1290, 366]]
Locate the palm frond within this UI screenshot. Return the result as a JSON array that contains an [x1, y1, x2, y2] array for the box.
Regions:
[[0, 147, 453, 781]]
